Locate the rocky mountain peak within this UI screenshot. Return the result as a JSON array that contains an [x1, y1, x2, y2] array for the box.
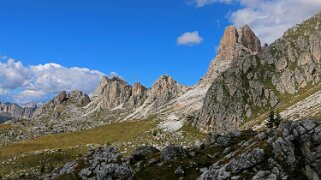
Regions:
[[197, 12, 321, 133], [32, 90, 90, 120], [110, 76, 124, 82], [152, 75, 175, 87], [0, 102, 36, 121], [54, 91, 68, 105], [132, 82, 147, 97], [217, 25, 239, 61], [149, 75, 183, 98], [100, 75, 111, 85], [91, 76, 126, 101], [238, 25, 261, 52], [146, 75, 187, 109], [86, 74, 134, 111], [201, 25, 261, 84], [216, 25, 261, 61], [126, 75, 189, 119]]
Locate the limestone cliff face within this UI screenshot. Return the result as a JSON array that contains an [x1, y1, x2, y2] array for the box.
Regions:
[[87, 76, 147, 111], [85, 25, 261, 121], [33, 90, 90, 120], [146, 75, 187, 110], [197, 12, 321, 133], [201, 25, 261, 85], [91, 76, 132, 109], [0, 102, 36, 121], [127, 82, 148, 109], [238, 25, 261, 53]]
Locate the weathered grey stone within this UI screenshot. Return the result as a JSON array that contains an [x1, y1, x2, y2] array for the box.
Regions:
[[174, 166, 184, 175], [49, 146, 132, 180], [161, 145, 186, 161], [253, 171, 277, 180], [131, 146, 159, 161], [275, 57, 288, 72]]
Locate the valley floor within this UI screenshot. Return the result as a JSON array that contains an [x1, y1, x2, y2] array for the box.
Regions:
[[0, 117, 204, 178]]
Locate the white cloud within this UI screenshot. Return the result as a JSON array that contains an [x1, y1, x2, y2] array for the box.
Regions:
[[230, 0, 321, 44], [0, 59, 30, 89], [194, 0, 321, 44], [177, 31, 203, 46], [0, 59, 107, 104], [0, 88, 7, 95], [110, 72, 121, 78], [28, 63, 104, 94], [12, 90, 48, 105]]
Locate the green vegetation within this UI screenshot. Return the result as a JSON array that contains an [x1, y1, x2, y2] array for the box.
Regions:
[[133, 130, 256, 180], [180, 123, 206, 141], [266, 111, 282, 128], [0, 118, 157, 178], [286, 13, 321, 40], [0, 124, 12, 130], [243, 75, 321, 130], [0, 146, 88, 178], [0, 117, 206, 178], [0, 119, 156, 156]]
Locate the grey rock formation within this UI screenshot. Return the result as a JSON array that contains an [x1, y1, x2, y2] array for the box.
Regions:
[[198, 119, 321, 180], [160, 144, 186, 161], [201, 25, 261, 84], [127, 82, 148, 109], [44, 119, 321, 180], [119, 75, 188, 119], [86, 76, 148, 113], [0, 102, 36, 122], [197, 12, 321, 133], [90, 76, 133, 109], [33, 90, 90, 120], [46, 146, 132, 180], [145, 75, 187, 112], [131, 146, 160, 161]]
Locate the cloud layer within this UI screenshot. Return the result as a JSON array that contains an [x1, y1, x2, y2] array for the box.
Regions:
[[0, 59, 106, 104], [177, 31, 203, 46], [194, 0, 321, 44]]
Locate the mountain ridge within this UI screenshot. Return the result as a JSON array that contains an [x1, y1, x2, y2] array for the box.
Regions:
[[196, 12, 321, 133]]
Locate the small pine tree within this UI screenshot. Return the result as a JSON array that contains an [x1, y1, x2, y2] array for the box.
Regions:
[[40, 164, 45, 173], [266, 111, 275, 128], [274, 111, 282, 127], [266, 110, 282, 129]]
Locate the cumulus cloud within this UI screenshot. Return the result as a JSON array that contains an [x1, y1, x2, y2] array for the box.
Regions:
[[27, 63, 104, 94], [12, 90, 48, 105], [177, 31, 203, 46], [0, 59, 106, 104], [230, 0, 321, 44], [0, 88, 7, 95], [0, 59, 29, 89], [194, 0, 321, 44]]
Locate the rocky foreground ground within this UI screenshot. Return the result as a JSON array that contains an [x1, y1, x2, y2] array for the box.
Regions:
[[33, 119, 321, 180]]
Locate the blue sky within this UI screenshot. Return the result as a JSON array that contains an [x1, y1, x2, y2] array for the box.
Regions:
[[0, 0, 236, 86], [0, 0, 320, 104]]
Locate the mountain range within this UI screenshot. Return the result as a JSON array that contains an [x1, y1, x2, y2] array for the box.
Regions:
[[1, 11, 321, 180]]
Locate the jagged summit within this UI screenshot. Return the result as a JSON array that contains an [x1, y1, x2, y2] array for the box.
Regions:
[[0, 102, 35, 121], [88, 75, 132, 110], [201, 24, 261, 84], [216, 24, 261, 60], [238, 25, 261, 52], [124, 75, 189, 120], [33, 90, 90, 120], [147, 75, 187, 107], [197, 12, 321, 133]]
